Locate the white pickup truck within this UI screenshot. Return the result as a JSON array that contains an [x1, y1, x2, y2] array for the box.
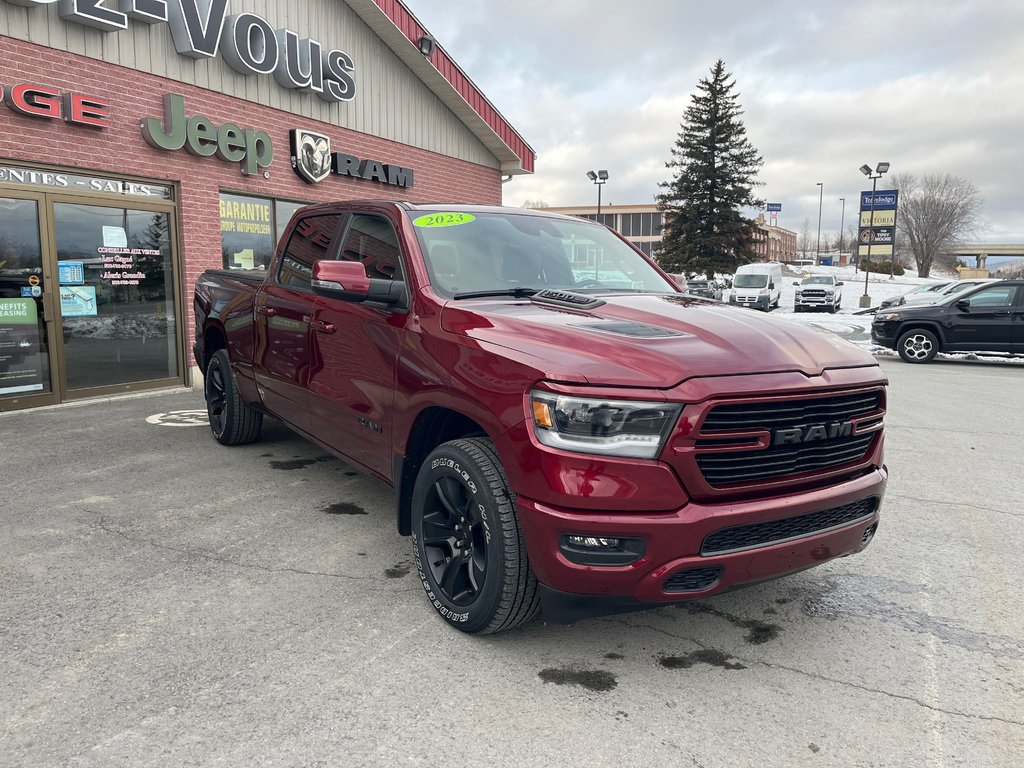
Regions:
[[794, 275, 843, 313]]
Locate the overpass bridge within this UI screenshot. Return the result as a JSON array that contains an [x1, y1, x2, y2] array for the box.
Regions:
[[948, 243, 1024, 273]]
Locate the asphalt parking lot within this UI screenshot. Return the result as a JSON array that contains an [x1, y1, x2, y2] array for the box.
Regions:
[[2, 357, 1023, 767]]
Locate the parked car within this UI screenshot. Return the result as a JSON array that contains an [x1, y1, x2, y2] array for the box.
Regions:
[[726, 262, 783, 310], [899, 278, 998, 307], [686, 278, 723, 300], [872, 279, 1024, 362], [794, 275, 843, 313], [878, 281, 952, 309], [195, 202, 887, 633]]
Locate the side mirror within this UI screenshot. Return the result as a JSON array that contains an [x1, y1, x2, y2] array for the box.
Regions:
[[769, 281, 775, 289], [792, 281, 800, 286], [955, 298, 971, 312], [836, 281, 844, 286], [312, 260, 405, 306]]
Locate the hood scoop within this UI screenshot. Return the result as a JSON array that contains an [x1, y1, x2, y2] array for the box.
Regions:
[[530, 289, 606, 310], [578, 320, 688, 339]]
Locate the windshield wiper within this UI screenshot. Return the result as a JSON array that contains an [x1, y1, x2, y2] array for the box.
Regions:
[[453, 287, 539, 300]]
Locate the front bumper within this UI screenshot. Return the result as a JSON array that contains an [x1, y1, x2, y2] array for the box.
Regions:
[[795, 295, 838, 309], [871, 322, 898, 348], [728, 295, 769, 310], [517, 466, 886, 622]]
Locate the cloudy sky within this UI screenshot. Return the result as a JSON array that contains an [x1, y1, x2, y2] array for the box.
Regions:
[[411, 0, 1024, 244]]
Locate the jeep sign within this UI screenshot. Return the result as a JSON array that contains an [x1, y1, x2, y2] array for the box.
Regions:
[[141, 93, 272, 176]]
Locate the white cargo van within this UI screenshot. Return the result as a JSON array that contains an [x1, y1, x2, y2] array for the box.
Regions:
[[728, 263, 783, 311]]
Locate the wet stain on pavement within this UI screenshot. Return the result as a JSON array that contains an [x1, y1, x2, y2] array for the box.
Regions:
[[343, 471, 359, 477], [324, 502, 367, 516], [809, 743, 821, 754], [660, 649, 746, 670], [539, 667, 618, 692], [269, 456, 333, 471], [259, 453, 273, 457], [680, 602, 781, 645], [384, 564, 410, 578], [604, 652, 625, 660]]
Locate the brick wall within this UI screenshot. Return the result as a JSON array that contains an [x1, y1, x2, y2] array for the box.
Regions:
[[0, 36, 504, 382]]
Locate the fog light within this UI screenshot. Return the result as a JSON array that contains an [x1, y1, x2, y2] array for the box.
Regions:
[[567, 535, 621, 548], [559, 534, 645, 566]]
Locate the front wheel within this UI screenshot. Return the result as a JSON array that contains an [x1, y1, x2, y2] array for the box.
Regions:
[[897, 328, 940, 363], [205, 349, 263, 445], [411, 438, 539, 634]]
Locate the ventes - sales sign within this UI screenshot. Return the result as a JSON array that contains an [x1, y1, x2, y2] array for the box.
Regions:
[[3, 0, 356, 103]]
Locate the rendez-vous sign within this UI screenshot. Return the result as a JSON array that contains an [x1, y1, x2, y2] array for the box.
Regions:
[[3, 0, 356, 103]]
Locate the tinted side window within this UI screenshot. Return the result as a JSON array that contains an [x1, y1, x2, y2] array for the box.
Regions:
[[966, 285, 1016, 308], [277, 214, 345, 290], [339, 214, 403, 281]]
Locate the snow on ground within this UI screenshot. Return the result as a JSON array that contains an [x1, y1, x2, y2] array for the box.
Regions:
[[763, 264, 1024, 365]]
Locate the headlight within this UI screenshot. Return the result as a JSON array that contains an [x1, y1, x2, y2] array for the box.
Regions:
[[875, 312, 902, 322], [529, 390, 682, 459]]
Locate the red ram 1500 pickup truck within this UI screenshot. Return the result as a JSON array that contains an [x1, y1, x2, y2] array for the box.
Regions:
[[194, 202, 887, 634]]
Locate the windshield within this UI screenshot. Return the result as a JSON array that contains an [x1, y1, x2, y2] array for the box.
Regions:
[[734, 274, 768, 288], [801, 276, 833, 285], [411, 211, 674, 298]]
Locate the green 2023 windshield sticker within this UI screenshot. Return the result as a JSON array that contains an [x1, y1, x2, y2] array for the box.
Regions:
[[413, 212, 476, 228]]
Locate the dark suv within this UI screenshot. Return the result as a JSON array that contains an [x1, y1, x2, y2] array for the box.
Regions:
[[872, 280, 1024, 362]]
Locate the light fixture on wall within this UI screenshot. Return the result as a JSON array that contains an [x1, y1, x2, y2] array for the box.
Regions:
[[418, 35, 436, 57]]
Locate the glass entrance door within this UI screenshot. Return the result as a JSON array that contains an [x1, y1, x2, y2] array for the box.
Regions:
[[0, 193, 57, 410], [52, 201, 180, 395]]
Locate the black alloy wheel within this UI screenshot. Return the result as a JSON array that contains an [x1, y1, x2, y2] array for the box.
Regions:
[[421, 474, 489, 606], [411, 438, 539, 634], [205, 349, 263, 445]]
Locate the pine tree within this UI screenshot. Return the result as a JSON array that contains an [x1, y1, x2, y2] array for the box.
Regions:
[[657, 60, 764, 278]]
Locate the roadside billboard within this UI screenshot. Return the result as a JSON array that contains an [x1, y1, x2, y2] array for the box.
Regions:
[[858, 189, 898, 258]]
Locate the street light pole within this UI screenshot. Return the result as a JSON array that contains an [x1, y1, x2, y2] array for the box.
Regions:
[[838, 197, 846, 263], [814, 182, 823, 265], [586, 169, 609, 219], [858, 162, 890, 308]]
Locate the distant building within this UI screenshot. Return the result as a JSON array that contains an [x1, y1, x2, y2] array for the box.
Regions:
[[539, 204, 797, 264]]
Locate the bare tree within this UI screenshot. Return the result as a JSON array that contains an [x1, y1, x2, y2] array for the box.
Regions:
[[796, 218, 813, 257], [521, 199, 549, 209], [891, 173, 982, 278]]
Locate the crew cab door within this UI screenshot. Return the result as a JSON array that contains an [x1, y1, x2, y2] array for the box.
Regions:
[[944, 283, 1019, 352], [253, 213, 347, 435], [307, 212, 408, 479]]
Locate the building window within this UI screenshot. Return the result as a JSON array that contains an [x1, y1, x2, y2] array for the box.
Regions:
[[219, 192, 310, 270]]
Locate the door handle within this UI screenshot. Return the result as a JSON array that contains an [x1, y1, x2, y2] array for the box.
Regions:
[[993, 309, 1012, 316], [313, 320, 336, 334], [257, 306, 277, 317]]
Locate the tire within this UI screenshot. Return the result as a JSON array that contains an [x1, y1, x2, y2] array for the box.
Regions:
[[205, 349, 263, 445], [897, 328, 940, 363], [411, 438, 540, 634]]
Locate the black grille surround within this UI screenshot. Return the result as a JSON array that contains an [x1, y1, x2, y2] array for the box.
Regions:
[[663, 567, 723, 593], [700, 497, 878, 556], [694, 390, 883, 488]]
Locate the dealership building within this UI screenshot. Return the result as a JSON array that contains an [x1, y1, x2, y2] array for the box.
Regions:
[[0, 0, 533, 412]]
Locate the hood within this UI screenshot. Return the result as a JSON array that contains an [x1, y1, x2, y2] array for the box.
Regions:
[[441, 293, 877, 388]]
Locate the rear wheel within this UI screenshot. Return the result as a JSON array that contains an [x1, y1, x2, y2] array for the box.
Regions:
[[897, 328, 939, 363], [411, 438, 539, 634], [205, 349, 263, 445]]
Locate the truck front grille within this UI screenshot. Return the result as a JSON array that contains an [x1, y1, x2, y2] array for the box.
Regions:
[[700, 497, 878, 555], [695, 391, 882, 487]]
